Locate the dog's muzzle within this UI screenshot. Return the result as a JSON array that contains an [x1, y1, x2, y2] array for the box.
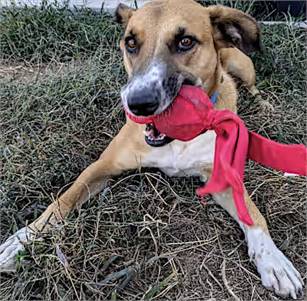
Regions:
[[121, 61, 200, 147]]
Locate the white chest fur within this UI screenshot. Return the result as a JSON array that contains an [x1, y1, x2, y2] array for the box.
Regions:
[[142, 131, 216, 177]]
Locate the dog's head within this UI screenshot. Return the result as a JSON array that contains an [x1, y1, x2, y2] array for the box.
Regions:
[[116, 0, 260, 146]]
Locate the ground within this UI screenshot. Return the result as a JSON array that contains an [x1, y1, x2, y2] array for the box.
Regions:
[[0, 2, 306, 300]]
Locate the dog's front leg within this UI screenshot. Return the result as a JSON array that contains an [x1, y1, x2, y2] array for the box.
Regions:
[[0, 122, 148, 272], [213, 188, 304, 299]]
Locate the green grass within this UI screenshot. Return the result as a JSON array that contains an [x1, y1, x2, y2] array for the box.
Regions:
[[0, 2, 306, 301], [0, 3, 121, 62]]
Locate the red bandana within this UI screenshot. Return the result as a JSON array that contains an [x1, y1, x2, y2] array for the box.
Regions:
[[126, 85, 307, 225]]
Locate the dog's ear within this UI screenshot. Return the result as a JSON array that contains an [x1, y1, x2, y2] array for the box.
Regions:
[[115, 3, 135, 27], [207, 5, 261, 54]]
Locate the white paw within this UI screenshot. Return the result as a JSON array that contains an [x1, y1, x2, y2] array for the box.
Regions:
[[0, 227, 33, 272], [247, 228, 303, 299]]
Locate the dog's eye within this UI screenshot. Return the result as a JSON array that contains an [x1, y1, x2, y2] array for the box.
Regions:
[[177, 36, 196, 52], [125, 37, 138, 53]]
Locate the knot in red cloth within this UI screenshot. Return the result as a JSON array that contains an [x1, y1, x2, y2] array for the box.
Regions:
[[125, 86, 307, 226]]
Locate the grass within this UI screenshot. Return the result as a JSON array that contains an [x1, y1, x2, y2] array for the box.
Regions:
[[0, 2, 306, 300], [0, 3, 121, 62]]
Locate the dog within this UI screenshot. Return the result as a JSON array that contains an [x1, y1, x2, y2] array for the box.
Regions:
[[0, 0, 303, 299]]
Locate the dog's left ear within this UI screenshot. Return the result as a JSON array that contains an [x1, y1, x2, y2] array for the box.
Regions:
[[207, 5, 261, 54], [115, 3, 135, 27]]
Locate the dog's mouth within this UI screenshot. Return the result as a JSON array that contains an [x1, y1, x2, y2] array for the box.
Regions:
[[144, 123, 173, 147], [143, 78, 199, 147]]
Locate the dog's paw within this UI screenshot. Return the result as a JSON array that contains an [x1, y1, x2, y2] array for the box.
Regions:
[[0, 227, 33, 272], [247, 228, 303, 299]]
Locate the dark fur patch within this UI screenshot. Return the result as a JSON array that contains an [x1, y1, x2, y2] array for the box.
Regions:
[[115, 10, 123, 24], [115, 3, 134, 27], [209, 5, 261, 54]]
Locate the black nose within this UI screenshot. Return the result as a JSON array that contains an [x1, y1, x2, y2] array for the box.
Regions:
[[127, 90, 159, 116]]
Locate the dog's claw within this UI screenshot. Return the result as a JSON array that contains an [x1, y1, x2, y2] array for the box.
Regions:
[[247, 228, 303, 299], [0, 227, 33, 272]]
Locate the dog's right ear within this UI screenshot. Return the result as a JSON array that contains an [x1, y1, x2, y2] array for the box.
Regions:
[[115, 3, 135, 27]]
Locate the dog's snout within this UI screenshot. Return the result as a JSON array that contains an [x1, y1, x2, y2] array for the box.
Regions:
[[127, 90, 160, 116], [121, 60, 184, 116]]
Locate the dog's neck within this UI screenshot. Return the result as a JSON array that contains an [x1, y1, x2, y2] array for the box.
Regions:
[[205, 60, 223, 98]]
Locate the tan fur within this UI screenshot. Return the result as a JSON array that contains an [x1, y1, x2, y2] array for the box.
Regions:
[[25, 1, 265, 239], [28, 0, 265, 234], [30, 121, 149, 231], [220, 47, 257, 94]]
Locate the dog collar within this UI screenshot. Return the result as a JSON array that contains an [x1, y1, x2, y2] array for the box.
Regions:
[[210, 91, 219, 105]]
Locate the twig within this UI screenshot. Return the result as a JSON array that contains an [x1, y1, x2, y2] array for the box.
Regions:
[[221, 259, 241, 301], [116, 267, 137, 292], [200, 259, 223, 290], [260, 21, 307, 29], [101, 255, 122, 272]]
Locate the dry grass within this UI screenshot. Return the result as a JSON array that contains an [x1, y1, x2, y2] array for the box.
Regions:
[[0, 2, 306, 300]]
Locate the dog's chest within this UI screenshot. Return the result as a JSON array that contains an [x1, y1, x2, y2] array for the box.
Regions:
[[143, 131, 216, 177]]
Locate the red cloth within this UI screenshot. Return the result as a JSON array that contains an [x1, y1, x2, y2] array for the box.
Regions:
[[126, 85, 307, 225]]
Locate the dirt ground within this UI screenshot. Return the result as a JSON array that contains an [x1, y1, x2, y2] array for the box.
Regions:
[[0, 2, 306, 300]]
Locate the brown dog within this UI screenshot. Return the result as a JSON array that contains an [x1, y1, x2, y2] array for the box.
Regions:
[[0, 0, 303, 299]]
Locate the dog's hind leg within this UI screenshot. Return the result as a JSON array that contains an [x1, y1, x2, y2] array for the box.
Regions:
[[220, 48, 274, 111], [213, 187, 303, 299], [220, 47, 258, 95], [0, 122, 148, 272]]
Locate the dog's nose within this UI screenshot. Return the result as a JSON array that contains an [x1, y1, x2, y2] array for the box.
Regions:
[[127, 90, 159, 116]]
